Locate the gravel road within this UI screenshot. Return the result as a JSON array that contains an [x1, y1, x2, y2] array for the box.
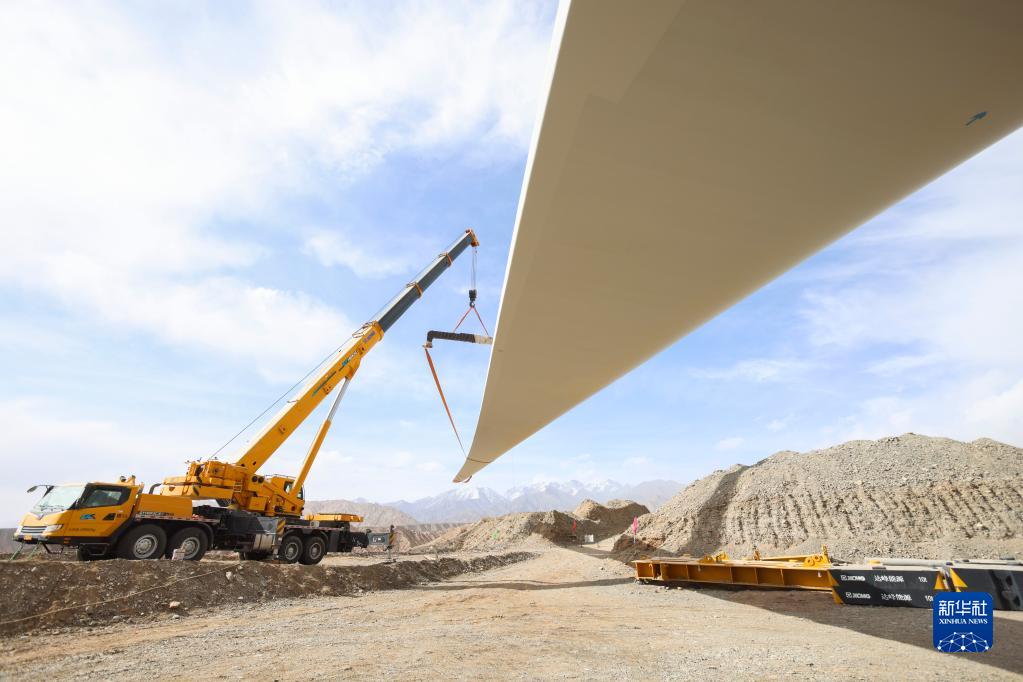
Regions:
[[1, 545, 1020, 680]]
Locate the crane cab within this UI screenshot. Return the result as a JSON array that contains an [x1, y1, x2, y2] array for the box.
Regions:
[[14, 479, 143, 547]]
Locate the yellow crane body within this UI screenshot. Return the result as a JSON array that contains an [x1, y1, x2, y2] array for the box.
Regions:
[[159, 322, 382, 516], [14, 229, 479, 563]]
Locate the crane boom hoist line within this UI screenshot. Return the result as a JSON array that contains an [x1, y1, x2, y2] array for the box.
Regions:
[[159, 228, 480, 518]]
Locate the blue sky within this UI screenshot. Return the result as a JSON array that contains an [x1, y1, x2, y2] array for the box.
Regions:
[[1, 2, 1021, 524]]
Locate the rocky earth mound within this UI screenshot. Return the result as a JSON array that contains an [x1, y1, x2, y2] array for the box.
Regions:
[[418, 500, 647, 552], [616, 434, 1023, 561], [0, 531, 19, 555], [573, 499, 648, 530], [0, 552, 533, 635], [384, 525, 462, 552], [417, 510, 599, 552]]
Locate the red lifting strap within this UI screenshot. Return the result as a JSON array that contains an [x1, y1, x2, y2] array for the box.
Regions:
[[424, 346, 465, 455]]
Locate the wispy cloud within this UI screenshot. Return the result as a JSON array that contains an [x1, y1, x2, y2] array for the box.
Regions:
[[715, 436, 744, 451], [303, 230, 412, 279], [797, 130, 1023, 446], [866, 353, 943, 376], [693, 358, 812, 383], [0, 2, 554, 376]]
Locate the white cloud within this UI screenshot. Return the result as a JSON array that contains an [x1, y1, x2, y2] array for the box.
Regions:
[[797, 129, 1023, 446], [965, 378, 1023, 434], [866, 353, 943, 377], [303, 230, 411, 279], [715, 436, 744, 451], [800, 131, 1023, 372], [320, 449, 356, 465], [766, 419, 787, 432], [0, 397, 218, 524], [0, 2, 554, 375], [694, 358, 811, 383], [623, 456, 650, 467]]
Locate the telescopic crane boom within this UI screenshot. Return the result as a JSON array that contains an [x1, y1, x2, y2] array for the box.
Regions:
[[159, 229, 479, 517]]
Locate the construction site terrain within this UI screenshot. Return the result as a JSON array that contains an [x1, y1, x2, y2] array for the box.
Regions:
[[2, 435, 1022, 680], [2, 545, 1021, 681]]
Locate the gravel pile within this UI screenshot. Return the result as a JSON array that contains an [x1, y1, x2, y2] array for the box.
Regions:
[[615, 434, 1023, 561]]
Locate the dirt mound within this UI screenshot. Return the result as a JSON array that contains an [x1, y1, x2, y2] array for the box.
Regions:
[[0, 530, 18, 555], [417, 500, 650, 552], [417, 510, 601, 552], [616, 434, 1023, 561], [371, 525, 460, 552], [573, 499, 648, 531], [0, 552, 533, 635]]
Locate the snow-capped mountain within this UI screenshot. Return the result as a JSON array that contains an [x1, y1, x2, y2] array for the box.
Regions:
[[388, 486, 512, 523], [388, 479, 681, 523]]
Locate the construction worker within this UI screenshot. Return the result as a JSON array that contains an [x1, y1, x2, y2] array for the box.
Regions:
[[386, 524, 396, 563]]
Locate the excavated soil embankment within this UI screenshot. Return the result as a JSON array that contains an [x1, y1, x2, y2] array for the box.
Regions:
[[417, 500, 648, 552], [0, 552, 532, 636], [616, 434, 1023, 561], [574, 499, 648, 529]]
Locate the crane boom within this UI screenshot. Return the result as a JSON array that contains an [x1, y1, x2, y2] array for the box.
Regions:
[[233, 227, 478, 473], [159, 228, 479, 516]]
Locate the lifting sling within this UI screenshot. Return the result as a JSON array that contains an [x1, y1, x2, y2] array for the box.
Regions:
[[423, 243, 491, 455]]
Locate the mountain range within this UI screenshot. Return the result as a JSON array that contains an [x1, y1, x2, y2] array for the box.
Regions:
[[302, 499, 420, 528], [381, 479, 681, 523]]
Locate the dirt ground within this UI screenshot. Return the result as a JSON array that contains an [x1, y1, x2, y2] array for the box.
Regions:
[[1, 543, 1020, 681]]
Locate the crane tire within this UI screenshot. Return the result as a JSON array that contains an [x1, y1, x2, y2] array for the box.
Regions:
[[116, 524, 167, 560], [168, 527, 209, 561], [278, 534, 303, 564], [300, 535, 327, 565]]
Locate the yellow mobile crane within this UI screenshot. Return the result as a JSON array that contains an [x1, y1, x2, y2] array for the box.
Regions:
[[14, 229, 479, 564]]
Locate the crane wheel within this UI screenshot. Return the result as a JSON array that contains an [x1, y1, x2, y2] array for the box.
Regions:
[[167, 527, 209, 561], [278, 534, 303, 564], [300, 535, 326, 565], [116, 524, 167, 560]]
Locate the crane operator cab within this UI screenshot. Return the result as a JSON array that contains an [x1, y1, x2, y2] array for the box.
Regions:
[[17, 480, 136, 544], [12, 476, 197, 560]]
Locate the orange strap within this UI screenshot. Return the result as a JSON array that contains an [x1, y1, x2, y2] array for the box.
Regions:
[[424, 346, 465, 454], [453, 305, 491, 336]]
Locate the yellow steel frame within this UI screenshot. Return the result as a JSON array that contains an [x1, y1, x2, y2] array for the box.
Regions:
[[634, 549, 833, 591]]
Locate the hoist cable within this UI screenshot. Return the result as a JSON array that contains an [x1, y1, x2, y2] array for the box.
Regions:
[[206, 343, 344, 460]]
